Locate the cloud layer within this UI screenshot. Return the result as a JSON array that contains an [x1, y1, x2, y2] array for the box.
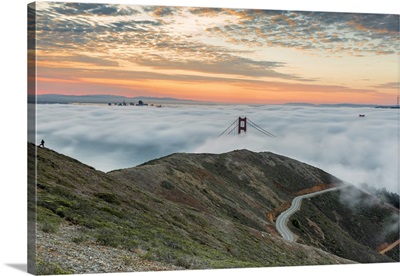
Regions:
[[28, 2, 399, 104], [31, 103, 399, 193], [32, 3, 399, 58]]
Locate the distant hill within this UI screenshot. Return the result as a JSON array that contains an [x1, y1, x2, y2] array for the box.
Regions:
[[29, 94, 393, 107], [29, 94, 204, 105], [284, 102, 379, 108], [28, 143, 399, 274], [285, 102, 399, 109]]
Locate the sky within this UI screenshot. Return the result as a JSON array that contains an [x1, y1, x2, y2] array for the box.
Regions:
[[32, 103, 399, 194], [28, 1, 399, 105]]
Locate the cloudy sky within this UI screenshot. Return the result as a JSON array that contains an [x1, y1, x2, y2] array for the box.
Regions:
[[29, 1, 399, 105], [32, 103, 399, 193]]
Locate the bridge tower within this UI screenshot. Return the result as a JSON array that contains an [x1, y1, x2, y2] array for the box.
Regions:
[[219, 116, 276, 137], [238, 117, 247, 134]]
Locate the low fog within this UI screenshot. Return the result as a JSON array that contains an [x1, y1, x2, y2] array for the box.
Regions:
[[29, 103, 399, 193]]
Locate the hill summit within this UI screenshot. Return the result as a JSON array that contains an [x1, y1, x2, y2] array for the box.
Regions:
[[28, 143, 399, 274]]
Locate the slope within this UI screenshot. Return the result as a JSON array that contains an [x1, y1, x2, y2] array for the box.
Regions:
[[29, 143, 356, 274], [110, 149, 343, 232], [110, 149, 398, 264], [289, 186, 399, 263]]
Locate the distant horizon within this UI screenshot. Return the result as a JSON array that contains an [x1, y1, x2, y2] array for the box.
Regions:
[[31, 93, 398, 106]]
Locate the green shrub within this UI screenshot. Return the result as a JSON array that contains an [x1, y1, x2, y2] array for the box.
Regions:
[[37, 206, 62, 233], [161, 181, 174, 190], [95, 192, 121, 205], [292, 219, 301, 229], [175, 256, 209, 269], [121, 255, 135, 266], [36, 259, 74, 275], [95, 228, 120, 247], [41, 221, 60, 233], [72, 235, 88, 244]]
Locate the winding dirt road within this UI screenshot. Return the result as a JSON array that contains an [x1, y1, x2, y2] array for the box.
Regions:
[[276, 185, 347, 242], [379, 239, 400, 254]]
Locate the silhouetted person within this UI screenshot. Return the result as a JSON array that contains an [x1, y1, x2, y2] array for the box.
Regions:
[[38, 139, 45, 148]]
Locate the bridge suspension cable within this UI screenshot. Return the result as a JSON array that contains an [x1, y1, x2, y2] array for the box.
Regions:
[[219, 118, 238, 136], [247, 119, 277, 138], [219, 117, 277, 138]]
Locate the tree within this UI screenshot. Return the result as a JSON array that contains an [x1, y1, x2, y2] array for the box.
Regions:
[[292, 219, 301, 229]]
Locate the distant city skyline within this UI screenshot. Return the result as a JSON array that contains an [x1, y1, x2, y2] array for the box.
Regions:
[[29, 2, 399, 105]]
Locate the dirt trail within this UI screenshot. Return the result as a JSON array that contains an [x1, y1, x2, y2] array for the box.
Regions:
[[379, 239, 400, 255], [292, 183, 337, 196]]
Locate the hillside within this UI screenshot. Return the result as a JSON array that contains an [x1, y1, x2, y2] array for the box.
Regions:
[[110, 150, 343, 232], [28, 143, 398, 274], [290, 186, 399, 263], [30, 94, 203, 104]]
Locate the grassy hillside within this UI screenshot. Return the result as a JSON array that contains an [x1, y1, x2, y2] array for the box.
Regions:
[[110, 150, 342, 231], [29, 143, 399, 274], [289, 187, 399, 263]]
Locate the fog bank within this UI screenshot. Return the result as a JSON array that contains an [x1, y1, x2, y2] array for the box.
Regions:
[[30, 104, 399, 193]]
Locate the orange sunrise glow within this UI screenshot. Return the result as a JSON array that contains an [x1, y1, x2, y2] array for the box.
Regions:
[[29, 2, 399, 105]]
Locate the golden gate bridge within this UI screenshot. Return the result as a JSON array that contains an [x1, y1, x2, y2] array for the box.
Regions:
[[219, 117, 277, 137]]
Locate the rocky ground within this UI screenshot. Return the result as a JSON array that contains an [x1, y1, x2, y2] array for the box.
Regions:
[[36, 222, 182, 274]]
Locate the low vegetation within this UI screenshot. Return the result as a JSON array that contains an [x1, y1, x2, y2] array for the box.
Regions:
[[290, 187, 399, 262], [29, 143, 398, 274], [361, 184, 400, 209]]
